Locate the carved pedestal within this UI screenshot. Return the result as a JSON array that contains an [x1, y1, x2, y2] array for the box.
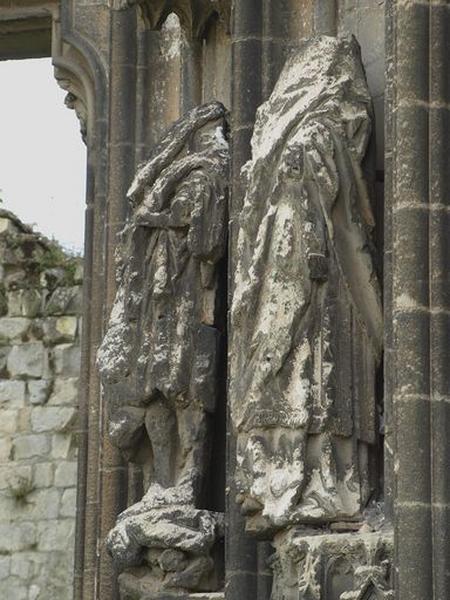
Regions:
[[271, 530, 393, 600]]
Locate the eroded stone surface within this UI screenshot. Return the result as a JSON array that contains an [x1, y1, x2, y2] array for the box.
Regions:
[[230, 36, 383, 532], [98, 101, 229, 596], [271, 529, 393, 600]]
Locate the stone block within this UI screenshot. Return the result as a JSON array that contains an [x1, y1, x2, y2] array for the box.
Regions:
[[17, 406, 30, 432], [48, 378, 78, 406], [0, 522, 36, 552], [7, 289, 41, 318], [28, 380, 51, 405], [40, 316, 78, 344], [45, 286, 82, 316], [54, 461, 77, 488], [0, 581, 27, 600], [0, 317, 31, 344], [11, 554, 31, 579], [33, 462, 53, 488], [2, 266, 28, 289], [0, 487, 60, 523], [0, 287, 6, 319], [0, 237, 24, 264], [53, 344, 81, 377], [56, 316, 78, 340], [31, 406, 76, 433], [0, 465, 32, 490], [39, 267, 67, 290], [0, 438, 12, 462], [0, 346, 10, 375], [0, 408, 17, 433], [13, 434, 50, 459], [23, 552, 46, 578], [74, 261, 83, 284], [0, 492, 16, 521], [29, 584, 40, 600], [0, 380, 26, 407], [7, 343, 49, 379], [0, 216, 20, 234], [60, 488, 77, 518], [4, 470, 33, 503], [0, 556, 10, 580], [37, 519, 75, 551], [51, 433, 73, 459], [26, 488, 60, 520]]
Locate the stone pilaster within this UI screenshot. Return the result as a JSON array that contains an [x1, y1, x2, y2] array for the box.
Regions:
[[386, 2, 450, 598]]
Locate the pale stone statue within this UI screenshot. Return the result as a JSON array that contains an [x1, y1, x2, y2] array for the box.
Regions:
[[230, 36, 383, 533], [97, 101, 228, 595]]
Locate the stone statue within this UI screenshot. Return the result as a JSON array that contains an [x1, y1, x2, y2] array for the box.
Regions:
[[230, 36, 383, 533], [97, 101, 228, 595]]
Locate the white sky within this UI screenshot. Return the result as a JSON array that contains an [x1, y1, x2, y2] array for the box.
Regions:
[[0, 58, 86, 253]]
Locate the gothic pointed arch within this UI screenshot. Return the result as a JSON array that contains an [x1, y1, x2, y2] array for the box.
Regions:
[[112, 0, 230, 38]]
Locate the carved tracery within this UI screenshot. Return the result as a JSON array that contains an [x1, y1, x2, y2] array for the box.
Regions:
[[112, 0, 230, 38], [271, 530, 393, 600]]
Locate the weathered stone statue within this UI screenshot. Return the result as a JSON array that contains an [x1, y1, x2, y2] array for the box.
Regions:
[[98, 101, 228, 596], [230, 36, 383, 533]]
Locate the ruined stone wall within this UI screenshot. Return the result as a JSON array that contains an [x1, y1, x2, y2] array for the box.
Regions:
[[0, 210, 82, 600]]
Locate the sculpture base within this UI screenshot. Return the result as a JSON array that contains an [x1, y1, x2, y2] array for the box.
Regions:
[[271, 528, 393, 600], [119, 572, 225, 600], [119, 572, 224, 600]]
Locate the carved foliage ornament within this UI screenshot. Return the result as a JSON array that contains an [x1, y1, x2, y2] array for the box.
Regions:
[[230, 35, 383, 533], [98, 101, 229, 596]]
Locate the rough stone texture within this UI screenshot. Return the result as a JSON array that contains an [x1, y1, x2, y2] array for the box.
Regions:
[[98, 102, 228, 597], [5, 2, 445, 599], [0, 210, 82, 600], [271, 529, 393, 600], [230, 36, 382, 534]]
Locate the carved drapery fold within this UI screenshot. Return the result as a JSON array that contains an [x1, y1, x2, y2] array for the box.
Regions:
[[230, 35, 383, 533], [97, 101, 229, 597]]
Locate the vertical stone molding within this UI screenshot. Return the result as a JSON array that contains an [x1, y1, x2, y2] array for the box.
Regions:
[[230, 35, 382, 534], [386, 2, 450, 599], [97, 102, 229, 598]]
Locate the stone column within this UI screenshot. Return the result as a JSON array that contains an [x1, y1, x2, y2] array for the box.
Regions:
[[73, 5, 138, 599], [97, 7, 138, 600], [228, 2, 264, 598], [386, 2, 450, 598]]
